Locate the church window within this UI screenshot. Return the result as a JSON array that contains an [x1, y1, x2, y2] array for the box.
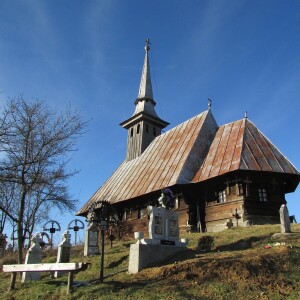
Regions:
[[137, 208, 144, 219], [124, 210, 129, 220], [137, 124, 140, 134], [130, 128, 133, 137], [258, 188, 268, 202], [217, 190, 226, 203], [153, 127, 156, 136], [175, 197, 180, 209]]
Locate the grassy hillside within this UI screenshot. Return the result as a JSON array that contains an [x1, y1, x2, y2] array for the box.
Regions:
[[1, 224, 300, 299]]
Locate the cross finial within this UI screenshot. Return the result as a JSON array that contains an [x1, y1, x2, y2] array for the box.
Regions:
[[208, 98, 212, 110], [145, 38, 151, 52], [245, 111, 248, 119]]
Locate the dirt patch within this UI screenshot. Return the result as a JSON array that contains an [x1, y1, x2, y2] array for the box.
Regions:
[[132, 246, 295, 297]]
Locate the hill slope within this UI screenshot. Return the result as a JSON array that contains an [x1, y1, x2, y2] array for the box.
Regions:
[[1, 224, 300, 299]]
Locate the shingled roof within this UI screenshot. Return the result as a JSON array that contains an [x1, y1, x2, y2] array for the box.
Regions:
[[77, 110, 218, 215], [193, 118, 299, 183]]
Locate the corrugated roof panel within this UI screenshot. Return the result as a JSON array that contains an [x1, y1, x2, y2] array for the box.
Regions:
[[240, 140, 261, 171], [122, 133, 167, 200], [247, 122, 284, 172], [255, 125, 298, 174], [196, 126, 225, 181], [209, 123, 233, 178], [219, 120, 242, 175], [145, 116, 193, 193], [229, 119, 245, 171], [178, 113, 218, 183], [244, 123, 273, 171], [166, 116, 204, 185]]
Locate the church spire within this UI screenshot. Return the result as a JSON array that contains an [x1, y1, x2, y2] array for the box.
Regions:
[[137, 38, 153, 100], [120, 39, 169, 161]]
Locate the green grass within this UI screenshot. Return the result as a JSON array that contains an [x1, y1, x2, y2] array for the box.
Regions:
[[1, 224, 300, 299]]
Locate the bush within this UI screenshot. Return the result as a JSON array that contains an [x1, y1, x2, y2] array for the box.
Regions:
[[197, 236, 214, 252]]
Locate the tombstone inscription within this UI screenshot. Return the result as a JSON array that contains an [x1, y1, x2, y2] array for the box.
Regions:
[[84, 222, 99, 256], [54, 230, 72, 277]]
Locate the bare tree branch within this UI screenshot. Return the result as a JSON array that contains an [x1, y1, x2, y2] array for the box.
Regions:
[[0, 96, 86, 262]]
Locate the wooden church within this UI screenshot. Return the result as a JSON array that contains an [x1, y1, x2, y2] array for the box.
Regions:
[[77, 40, 300, 234]]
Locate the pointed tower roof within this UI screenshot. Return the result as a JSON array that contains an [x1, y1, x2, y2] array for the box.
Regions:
[[120, 39, 168, 129], [137, 38, 153, 101]]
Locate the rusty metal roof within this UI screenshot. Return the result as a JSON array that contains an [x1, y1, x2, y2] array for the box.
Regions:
[[77, 110, 218, 215], [193, 118, 299, 182], [77, 113, 300, 216]]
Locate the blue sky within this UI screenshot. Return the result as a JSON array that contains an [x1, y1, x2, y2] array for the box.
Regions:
[[1, 0, 300, 243]]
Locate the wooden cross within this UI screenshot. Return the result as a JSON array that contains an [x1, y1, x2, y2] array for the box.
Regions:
[[271, 177, 277, 192], [145, 38, 151, 51]]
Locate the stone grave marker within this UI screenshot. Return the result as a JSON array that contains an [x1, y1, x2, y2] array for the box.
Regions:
[[22, 233, 42, 282], [54, 230, 72, 277], [280, 204, 291, 233], [129, 189, 187, 273], [84, 222, 99, 256], [148, 206, 179, 243]]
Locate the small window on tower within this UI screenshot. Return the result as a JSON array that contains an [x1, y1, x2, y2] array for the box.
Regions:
[[153, 127, 156, 136], [137, 124, 140, 134], [130, 128, 133, 137]]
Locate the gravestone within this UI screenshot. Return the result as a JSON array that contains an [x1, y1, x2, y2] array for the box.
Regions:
[[84, 222, 99, 256], [148, 206, 179, 243], [280, 204, 291, 233], [22, 233, 42, 282], [129, 189, 187, 274], [54, 230, 72, 277]]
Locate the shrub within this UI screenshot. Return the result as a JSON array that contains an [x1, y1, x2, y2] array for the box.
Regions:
[[197, 236, 214, 252]]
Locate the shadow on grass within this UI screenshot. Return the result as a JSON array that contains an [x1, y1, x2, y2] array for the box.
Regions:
[[150, 249, 197, 267], [88, 277, 211, 299], [215, 235, 271, 252], [107, 255, 128, 269]]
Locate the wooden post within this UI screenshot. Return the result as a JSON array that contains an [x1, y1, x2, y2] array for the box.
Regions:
[[9, 273, 17, 291], [99, 228, 105, 283], [67, 271, 74, 294]]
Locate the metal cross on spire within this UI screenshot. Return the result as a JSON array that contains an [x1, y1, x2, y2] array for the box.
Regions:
[[208, 98, 212, 110], [145, 38, 151, 52]]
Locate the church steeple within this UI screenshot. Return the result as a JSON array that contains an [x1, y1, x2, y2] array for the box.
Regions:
[[120, 39, 169, 161], [137, 38, 153, 100]]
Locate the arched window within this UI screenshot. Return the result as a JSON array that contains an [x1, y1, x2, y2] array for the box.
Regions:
[[137, 124, 140, 134], [130, 128, 133, 137]]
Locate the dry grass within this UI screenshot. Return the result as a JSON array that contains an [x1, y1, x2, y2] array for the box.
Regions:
[[0, 224, 300, 299]]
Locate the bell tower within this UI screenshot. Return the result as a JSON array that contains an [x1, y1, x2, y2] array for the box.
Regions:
[[120, 39, 169, 161]]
